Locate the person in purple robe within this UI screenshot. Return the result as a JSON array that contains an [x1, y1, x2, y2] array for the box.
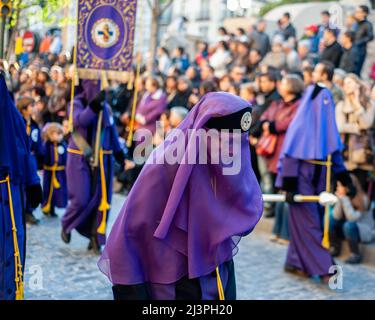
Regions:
[[0, 73, 42, 300], [61, 80, 126, 254], [41, 122, 68, 217], [134, 76, 167, 136], [276, 83, 354, 283], [98, 92, 263, 300]]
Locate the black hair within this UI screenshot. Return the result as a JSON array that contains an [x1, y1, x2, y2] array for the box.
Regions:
[[219, 40, 230, 51], [237, 27, 246, 35], [343, 30, 355, 43], [325, 28, 339, 38], [359, 5, 369, 15], [321, 10, 330, 17], [200, 80, 218, 95], [160, 46, 169, 56], [177, 47, 185, 55], [259, 70, 279, 83], [318, 60, 335, 81], [218, 27, 228, 34]]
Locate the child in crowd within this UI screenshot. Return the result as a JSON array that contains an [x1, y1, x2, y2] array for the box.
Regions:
[[41, 122, 68, 217], [330, 174, 375, 264], [240, 82, 258, 105]]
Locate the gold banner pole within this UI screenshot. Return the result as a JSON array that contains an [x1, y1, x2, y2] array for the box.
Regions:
[[126, 4, 143, 148], [322, 154, 332, 249], [68, 0, 79, 133]]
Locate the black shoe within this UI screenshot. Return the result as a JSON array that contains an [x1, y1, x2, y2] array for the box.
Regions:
[[26, 213, 40, 225], [61, 229, 71, 244], [329, 246, 341, 257], [89, 236, 101, 255], [263, 210, 275, 218], [49, 207, 58, 218], [284, 264, 309, 278], [345, 254, 362, 264]]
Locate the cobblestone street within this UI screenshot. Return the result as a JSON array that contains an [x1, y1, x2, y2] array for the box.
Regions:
[[24, 194, 375, 300]]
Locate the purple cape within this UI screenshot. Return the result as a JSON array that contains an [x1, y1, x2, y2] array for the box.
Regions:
[[0, 75, 29, 184], [98, 92, 263, 285], [278, 85, 342, 163]]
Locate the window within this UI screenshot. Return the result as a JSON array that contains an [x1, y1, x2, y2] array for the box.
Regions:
[[199, 26, 209, 39], [198, 0, 210, 20]]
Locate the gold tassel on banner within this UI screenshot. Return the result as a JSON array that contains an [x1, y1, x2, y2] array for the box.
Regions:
[[100, 70, 109, 91], [322, 154, 332, 249]]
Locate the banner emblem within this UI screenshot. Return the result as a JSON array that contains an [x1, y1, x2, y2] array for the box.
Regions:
[[92, 18, 120, 49]]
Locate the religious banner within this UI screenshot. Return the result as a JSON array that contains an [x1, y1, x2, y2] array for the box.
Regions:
[[76, 0, 137, 82]]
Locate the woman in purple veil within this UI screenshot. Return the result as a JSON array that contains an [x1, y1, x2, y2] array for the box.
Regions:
[[98, 92, 263, 300]]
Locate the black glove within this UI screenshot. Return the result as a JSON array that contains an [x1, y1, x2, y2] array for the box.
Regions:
[[114, 151, 126, 165], [281, 177, 298, 193], [285, 192, 297, 204], [335, 171, 356, 198], [89, 90, 106, 113], [26, 184, 43, 209]]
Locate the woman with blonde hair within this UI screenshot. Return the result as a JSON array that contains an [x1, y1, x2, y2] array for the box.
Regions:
[[335, 73, 375, 191]]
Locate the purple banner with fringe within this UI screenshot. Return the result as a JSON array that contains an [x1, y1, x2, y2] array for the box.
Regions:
[[76, 0, 137, 82]]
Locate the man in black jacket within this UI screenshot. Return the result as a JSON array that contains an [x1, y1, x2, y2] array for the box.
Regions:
[[339, 31, 360, 75], [320, 28, 343, 67], [354, 5, 374, 75], [280, 12, 296, 41], [251, 70, 281, 217]]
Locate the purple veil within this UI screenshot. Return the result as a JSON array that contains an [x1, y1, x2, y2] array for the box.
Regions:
[[98, 92, 263, 285], [278, 84, 342, 164]]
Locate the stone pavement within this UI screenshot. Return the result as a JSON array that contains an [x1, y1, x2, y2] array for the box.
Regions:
[[24, 193, 375, 300]]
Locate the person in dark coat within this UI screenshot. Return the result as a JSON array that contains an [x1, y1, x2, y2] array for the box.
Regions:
[[320, 28, 343, 68], [167, 76, 192, 109], [280, 12, 296, 40], [354, 5, 374, 75], [339, 31, 360, 75]]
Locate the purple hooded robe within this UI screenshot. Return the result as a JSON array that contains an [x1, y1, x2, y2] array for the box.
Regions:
[[276, 84, 346, 276], [98, 92, 263, 300], [61, 80, 122, 245], [0, 75, 40, 300]]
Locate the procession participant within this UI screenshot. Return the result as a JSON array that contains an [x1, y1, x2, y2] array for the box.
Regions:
[[41, 122, 68, 217], [61, 79, 126, 254], [98, 92, 263, 300], [0, 73, 42, 300], [276, 81, 353, 283], [16, 96, 44, 225], [134, 76, 167, 136]]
